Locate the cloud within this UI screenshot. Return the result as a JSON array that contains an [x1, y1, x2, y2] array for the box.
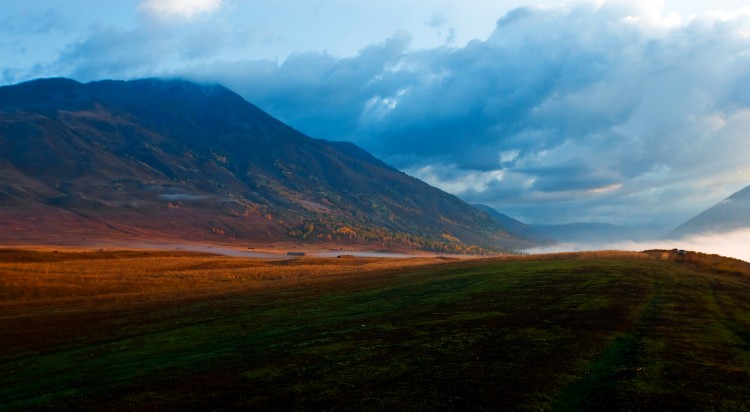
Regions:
[[139, 0, 223, 20], [51, 3, 232, 81], [187, 32, 415, 140], [182, 1, 750, 228], [55, 27, 171, 80], [427, 12, 449, 30], [426, 12, 456, 44], [1, 8, 71, 35]]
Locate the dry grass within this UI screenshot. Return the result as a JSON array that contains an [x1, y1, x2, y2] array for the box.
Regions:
[[0, 248, 447, 314], [3, 248, 750, 410]]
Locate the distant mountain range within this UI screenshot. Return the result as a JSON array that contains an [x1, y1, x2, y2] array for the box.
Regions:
[[665, 185, 750, 239], [474, 204, 671, 244], [472, 204, 555, 244], [0, 78, 534, 252], [531, 222, 668, 244]]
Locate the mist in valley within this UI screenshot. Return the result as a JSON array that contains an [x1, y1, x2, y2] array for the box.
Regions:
[[526, 228, 750, 262]]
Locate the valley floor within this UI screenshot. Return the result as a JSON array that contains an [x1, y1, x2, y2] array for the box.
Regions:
[[2, 249, 750, 410]]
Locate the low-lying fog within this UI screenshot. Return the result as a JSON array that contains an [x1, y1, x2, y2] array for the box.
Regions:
[[526, 229, 750, 263]]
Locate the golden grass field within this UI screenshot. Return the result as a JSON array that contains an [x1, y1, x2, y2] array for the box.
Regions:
[[4, 247, 750, 410], [0, 248, 449, 309]]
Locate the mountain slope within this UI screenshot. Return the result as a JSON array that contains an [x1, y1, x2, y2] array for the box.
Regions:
[[665, 185, 750, 239], [0, 78, 531, 251]]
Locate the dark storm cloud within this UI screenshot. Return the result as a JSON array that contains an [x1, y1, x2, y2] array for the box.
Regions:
[[186, 2, 750, 226], [187, 32, 415, 140]]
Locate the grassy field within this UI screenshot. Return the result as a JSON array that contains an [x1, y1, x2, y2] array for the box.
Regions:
[[2, 248, 750, 410]]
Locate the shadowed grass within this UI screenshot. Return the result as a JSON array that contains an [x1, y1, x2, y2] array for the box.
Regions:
[[1, 249, 750, 410]]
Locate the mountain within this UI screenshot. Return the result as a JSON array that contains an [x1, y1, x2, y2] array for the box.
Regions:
[[665, 185, 750, 239], [0, 77, 532, 252], [472, 203, 664, 245], [472, 204, 555, 245]]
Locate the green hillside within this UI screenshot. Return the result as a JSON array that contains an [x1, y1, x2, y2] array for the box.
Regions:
[[2, 250, 750, 410]]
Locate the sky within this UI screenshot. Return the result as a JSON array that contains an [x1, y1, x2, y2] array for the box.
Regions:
[[3, 0, 750, 233]]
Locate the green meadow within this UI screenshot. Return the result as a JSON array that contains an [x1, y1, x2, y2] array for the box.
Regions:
[[2, 249, 750, 410]]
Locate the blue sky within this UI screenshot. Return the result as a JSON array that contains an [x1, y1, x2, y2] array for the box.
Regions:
[[3, 0, 750, 231]]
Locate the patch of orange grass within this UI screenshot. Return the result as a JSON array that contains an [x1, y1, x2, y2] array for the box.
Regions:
[[0, 249, 446, 315]]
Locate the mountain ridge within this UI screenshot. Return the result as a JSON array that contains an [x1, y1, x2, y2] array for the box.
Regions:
[[0, 77, 533, 252]]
